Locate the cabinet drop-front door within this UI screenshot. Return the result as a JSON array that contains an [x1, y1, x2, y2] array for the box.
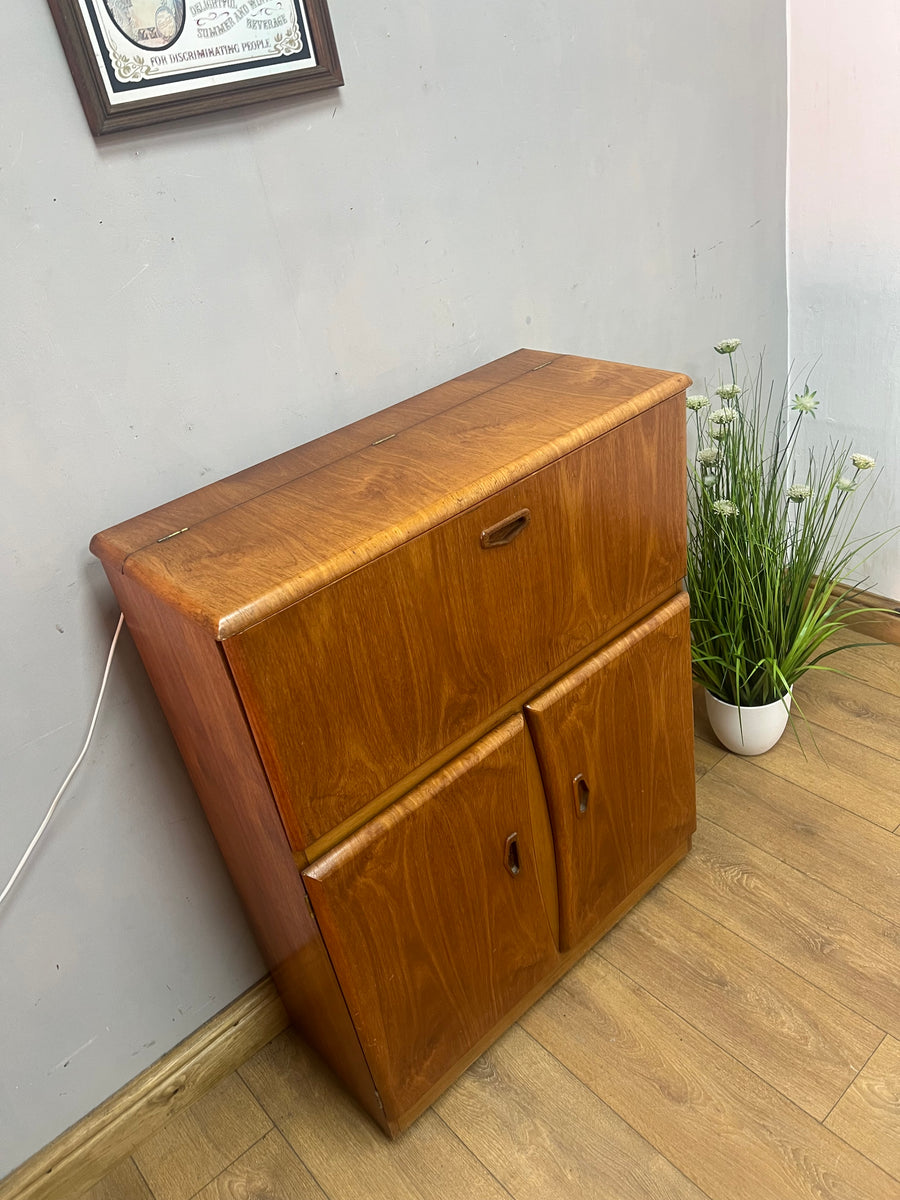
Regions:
[[525, 593, 695, 951], [302, 715, 559, 1125]]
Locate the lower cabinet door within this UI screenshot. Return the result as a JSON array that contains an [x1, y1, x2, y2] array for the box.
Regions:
[[525, 592, 695, 951], [302, 715, 559, 1124]]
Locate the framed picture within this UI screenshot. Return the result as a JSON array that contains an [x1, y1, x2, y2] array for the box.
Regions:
[[48, 0, 343, 135]]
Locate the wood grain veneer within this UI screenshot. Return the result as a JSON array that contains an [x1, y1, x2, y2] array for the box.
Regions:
[[89, 351, 696, 1136], [525, 593, 696, 949], [303, 717, 559, 1123], [298, 584, 678, 863], [90, 352, 554, 574], [388, 837, 692, 1136], [225, 398, 685, 848], [98, 569, 384, 1128], [91, 352, 688, 638]]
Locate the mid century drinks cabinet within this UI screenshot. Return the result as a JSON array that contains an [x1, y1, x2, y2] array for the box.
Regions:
[[91, 350, 697, 1135]]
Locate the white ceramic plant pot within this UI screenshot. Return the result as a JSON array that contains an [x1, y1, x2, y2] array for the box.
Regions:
[[705, 690, 792, 756]]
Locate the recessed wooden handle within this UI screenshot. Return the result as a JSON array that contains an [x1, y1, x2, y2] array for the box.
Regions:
[[504, 832, 521, 877], [573, 774, 590, 817], [480, 508, 531, 549]]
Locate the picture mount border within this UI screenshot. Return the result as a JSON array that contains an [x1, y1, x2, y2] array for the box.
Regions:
[[47, 0, 343, 135]]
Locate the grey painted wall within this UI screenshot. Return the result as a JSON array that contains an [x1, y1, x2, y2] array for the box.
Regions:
[[0, 1, 786, 1175]]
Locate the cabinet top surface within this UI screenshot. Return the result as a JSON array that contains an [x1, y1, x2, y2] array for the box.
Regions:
[[90, 350, 689, 638]]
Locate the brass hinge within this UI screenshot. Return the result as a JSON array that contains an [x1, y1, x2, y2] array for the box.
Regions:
[[156, 527, 189, 543]]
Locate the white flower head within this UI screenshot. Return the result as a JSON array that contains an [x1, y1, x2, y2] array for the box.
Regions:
[[715, 383, 742, 401], [697, 446, 720, 466], [851, 453, 875, 471], [712, 499, 738, 517], [709, 406, 738, 425], [788, 484, 812, 503], [835, 476, 857, 493], [714, 339, 741, 355], [791, 385, 818, 415], [710, 425, 728, 441], [686, 394, 710, 411]]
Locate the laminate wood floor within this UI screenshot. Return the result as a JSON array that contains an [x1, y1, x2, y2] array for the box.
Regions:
[[83, 633, 900, 1200]]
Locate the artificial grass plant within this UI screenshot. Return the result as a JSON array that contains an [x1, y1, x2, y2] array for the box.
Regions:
[[686, 339, 893, 708]]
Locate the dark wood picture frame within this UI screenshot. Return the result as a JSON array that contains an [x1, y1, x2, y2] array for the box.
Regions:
[[47, 0, 343, 135]]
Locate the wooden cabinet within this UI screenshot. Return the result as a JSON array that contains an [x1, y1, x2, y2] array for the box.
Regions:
[[91, 349, 696, 1136]]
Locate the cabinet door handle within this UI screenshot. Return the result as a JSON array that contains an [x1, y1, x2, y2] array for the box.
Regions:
[[504, 832, 521, 877], [480, 508, 531, 549], [573, 774, 590, 817]]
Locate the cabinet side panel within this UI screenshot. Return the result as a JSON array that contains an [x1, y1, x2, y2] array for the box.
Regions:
[[100, 569, 384, 1129]]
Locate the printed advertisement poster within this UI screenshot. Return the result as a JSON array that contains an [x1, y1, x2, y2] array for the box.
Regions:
[[78, 0, 317, 100]]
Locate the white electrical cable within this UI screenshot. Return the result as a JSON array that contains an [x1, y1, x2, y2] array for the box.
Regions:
[[0, 612, 126, 909]]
